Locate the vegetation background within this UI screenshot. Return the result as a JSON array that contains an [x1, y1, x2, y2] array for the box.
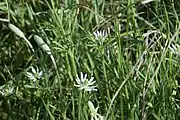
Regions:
[[0, 0, 180, 119]]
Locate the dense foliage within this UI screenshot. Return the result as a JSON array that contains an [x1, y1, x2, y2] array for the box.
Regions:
[[0, 0, 180, 119]]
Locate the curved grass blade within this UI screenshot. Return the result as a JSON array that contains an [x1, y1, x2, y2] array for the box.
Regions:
[[34, 35, 57, 70], [8, 23, 34, 52]]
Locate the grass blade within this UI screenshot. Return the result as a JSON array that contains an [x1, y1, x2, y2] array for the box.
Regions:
[[8, 23, 34, 52]]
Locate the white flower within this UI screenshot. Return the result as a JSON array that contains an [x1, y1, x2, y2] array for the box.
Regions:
[[74, 72, 97, 92], [88, 101, 104, 120], [26, 66, 43, 81], [93, 30, 107, 41], [169, 43, 180, 55]]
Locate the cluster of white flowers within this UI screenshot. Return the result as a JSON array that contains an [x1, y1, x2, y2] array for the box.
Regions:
[[73, 30, 107, 119]]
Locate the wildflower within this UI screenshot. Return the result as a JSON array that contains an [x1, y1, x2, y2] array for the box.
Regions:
[[74, 72, 97, 92], [169, 43, 180, 55], [93, 30, 107, 41], [88, 101, 104, 120], [26, 66, 43, 82]]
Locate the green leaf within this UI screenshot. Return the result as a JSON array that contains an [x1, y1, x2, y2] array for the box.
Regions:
[[34, 35, 51, 55], [9, 23, 34, 52]]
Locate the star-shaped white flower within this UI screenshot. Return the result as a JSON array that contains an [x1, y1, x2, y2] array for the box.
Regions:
[[74, 72, 97, 92], [26, 67, 43, 82], [88, 101, 104, 120], [93, 30, 107, 41]]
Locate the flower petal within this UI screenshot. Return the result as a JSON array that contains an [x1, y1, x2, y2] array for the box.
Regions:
[[31, 67, 36, 74], [83, 73, 87, 82], [80, 72, 84, 82], [89, 77, 94, 83]]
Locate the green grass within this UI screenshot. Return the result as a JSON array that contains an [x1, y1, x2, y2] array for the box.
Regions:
[[0, 0, 180, 120]]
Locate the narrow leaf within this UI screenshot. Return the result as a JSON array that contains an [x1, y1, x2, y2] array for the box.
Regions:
[[9, 23, 25, 39], [9, 23, 34, 52], [34, 35, 57, 70], [34, 35, 51, 55], [41, 98, 55, 120]]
